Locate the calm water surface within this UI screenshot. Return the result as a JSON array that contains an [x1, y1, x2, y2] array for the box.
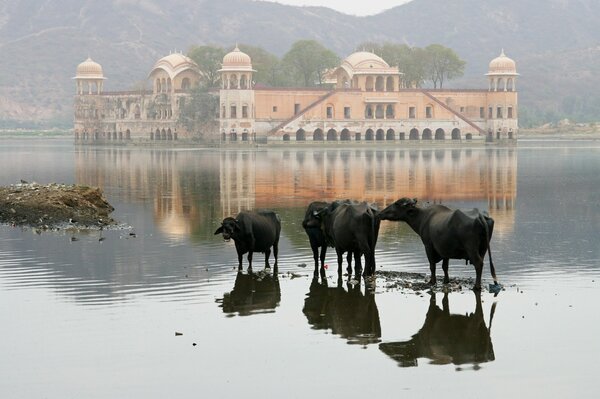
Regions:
[[1, 139, 599, 398]]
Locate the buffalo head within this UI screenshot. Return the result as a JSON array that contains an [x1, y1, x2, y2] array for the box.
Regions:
[[214, 217, 240, 241], [378, 197, 418, 221]]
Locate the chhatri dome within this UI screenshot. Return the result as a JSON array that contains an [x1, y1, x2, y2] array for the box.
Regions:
[[487, 49, 518, 75], [220, 46, 253, 72], [150, 52, 198, 78], [75, 57, 105, 79], [342, 51, 391, 71]]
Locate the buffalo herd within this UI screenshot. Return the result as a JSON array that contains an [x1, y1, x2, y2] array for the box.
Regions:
[[215, 197, 497, 290]]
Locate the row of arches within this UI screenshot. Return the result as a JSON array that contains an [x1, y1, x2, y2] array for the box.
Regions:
[[222, 73, 252, 90], [488, 77, 516, 92], [75, 130, 132, 141], [150, 128, 177, 140], [286, 128, 468, 142]]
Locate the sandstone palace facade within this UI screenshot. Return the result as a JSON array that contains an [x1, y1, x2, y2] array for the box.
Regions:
[[73, 48, 518, 144]]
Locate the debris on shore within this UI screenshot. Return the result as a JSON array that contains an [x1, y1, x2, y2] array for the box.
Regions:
[[0, 182, 116, 229], [376, 270, 477, 294]]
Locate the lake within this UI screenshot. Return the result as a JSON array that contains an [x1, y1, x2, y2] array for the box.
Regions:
[[1, 138, 599, 398]]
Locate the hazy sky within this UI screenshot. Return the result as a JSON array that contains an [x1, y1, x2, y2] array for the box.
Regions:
[[265, 0, 413, 16]]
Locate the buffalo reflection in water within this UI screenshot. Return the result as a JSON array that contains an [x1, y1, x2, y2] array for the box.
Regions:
[[303, 276, 381, 345], [218, 271, 281, 316], [380, 292, 496, 368]]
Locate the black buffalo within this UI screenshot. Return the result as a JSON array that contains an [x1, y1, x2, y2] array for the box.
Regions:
[[379, 292, 496, 367], [315, 200, 380, 276], [214, 210, 281, 271], [302, 201, 356, 276], [378, 198, 496, 290]]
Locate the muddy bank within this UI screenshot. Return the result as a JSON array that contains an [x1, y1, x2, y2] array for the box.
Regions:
[[376, 270, 483, 294], [0, 182, 115, 229]]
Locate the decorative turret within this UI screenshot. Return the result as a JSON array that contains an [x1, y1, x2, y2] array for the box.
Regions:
[[219, 46, 255, 89], [74, 57, 106, 95], [485, 49, 518, 92]]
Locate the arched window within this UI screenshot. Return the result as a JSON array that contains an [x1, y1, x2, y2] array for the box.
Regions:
[[125, 130, 131, 140], [155, 129, 161, 140], [242, 132, 249, 141], [240, 75, 247, 89], [365, 76, 374, 91], [341, 129, 351, 141], [451, 128, 461, 140], [313, 128, 324, 141], [181, 77, 191, 90], [386, 129, 395, 140], [327, 129, 337, 141], [156, 79, 161, 93], [409, 128, 419, 140], [376, 129, 385, 140], [296, 129, 306, 141], [435, 128, 445, 140], [385, 105, 395, 119], [365, 129, 374, 141], [167, 128, 173, 140], [365, 105, 373, 119], [375, 76, 384, 91], [230, 74, 238, 89], [386, 76, 394, 92], [375, 105, 384, 119], [161, 129, 167, 140], [283, 134, 290, 141], [422, 128, 432, 140]]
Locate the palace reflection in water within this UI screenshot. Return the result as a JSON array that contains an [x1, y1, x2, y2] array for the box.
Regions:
[[75, 147, 517, 240]]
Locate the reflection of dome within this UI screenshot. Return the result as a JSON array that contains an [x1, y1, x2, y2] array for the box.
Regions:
[[149, 53, 198, 78], [220, 46, 254, 72], [75, 57, 105, 79], [487, 49, 517, 75], [342, 51, 390, 70]]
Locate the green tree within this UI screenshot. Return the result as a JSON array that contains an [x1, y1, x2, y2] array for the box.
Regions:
[[177, 85, 219, 140], [282, 40, 339, 87], [237, 44, 285, 87], [424, 44, 465, 89], [188, 45, 226, 88]]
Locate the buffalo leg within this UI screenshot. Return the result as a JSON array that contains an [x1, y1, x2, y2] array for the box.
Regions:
[[336, 250, 344, 274], [428, 262, 437, 285], [264, 248, 271, 269], [273, 242, 279, 268], [320, 246, 327, 271], [346, 252, 353, 275], [238, 251, 243, 271], [473, 260, 483, 291], [247, 251, 253, 271], [442, 258, 450, 284], [311, 244, 319, 273], [354, 252, 363, 277]]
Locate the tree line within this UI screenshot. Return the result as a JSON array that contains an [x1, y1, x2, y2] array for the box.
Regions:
[[187, 40, 465, 90]]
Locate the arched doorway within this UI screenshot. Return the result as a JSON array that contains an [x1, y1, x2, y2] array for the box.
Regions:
[[161, 129, 166, 140], [313, 128, 324, 141], [386, 76, 394, 92], [399, 132, 405, 140], [230, 132, 238, 141], [365, 129, 374, 141], [466, 133, 473, 140], [155, 129, 161, 140], [355, 133, 361, 141], [283, 134, 290, 141], [386, 129, 395, 140], [242, 132, 249, 141], [376, 129, 385, 141], [375, 76, 384, 91], [327, 129, 337, 141], [508, 130, 514, 139], [435, 128, 445, 140], [422, 128, 432, 140], [341, 129, 351, 141], [409, 128, 419, 140], [296, 129, 306, 141], [451, 128, 461, 140], [119, 131, 123, 140], [167, 128, 173, 140]]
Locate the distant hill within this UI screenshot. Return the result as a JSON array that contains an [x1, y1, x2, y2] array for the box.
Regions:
[[1, 0, 599, 127]]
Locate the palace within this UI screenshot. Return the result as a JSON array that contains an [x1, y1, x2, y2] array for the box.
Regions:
[[73, 47, 518, 143]]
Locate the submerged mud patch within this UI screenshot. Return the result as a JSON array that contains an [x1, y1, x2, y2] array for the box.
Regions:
[[375, 270, 477, 294]]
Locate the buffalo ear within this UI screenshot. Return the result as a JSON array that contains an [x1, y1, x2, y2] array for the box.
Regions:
[[233, 220, 241, 231], [214, 226, 224, 235]]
